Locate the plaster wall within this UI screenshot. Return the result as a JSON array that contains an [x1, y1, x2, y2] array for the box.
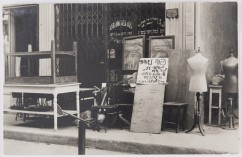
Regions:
[[165, 2, 238, 128], [196, 2, 238, 76]]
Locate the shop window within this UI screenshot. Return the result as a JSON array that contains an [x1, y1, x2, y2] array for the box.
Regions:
[[3, 5, 39, 77]]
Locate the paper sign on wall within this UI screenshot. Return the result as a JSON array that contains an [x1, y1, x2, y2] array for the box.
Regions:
[[136, 58, 169, 84]]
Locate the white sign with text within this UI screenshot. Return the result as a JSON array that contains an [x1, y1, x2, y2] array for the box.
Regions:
[[136, 58, 169, 84]]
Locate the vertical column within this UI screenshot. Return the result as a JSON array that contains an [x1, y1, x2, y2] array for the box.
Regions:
[[39, 4, 55, 76], [53, 92, 58, 131], [51, 40, 56, 84], [73, 42, 78, 81], [103, 4, 109, 86], [4, 52, 9, 81]]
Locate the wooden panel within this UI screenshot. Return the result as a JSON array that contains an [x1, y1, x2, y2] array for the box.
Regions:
[[5, 76, 52, 84], [4, 109, 77, 117], [130, 84, 165, 133], [165, 49, 195, 102], [56, 76, 77, 83], [5, 76, 77, 84], [164, 50, 180, 102], [163, 49, 197, 128], [7, 51, 75, 57]]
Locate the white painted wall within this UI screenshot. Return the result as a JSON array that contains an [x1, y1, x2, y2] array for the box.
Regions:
[[39, 4, 55, 76], [165, 2, 195, 50]]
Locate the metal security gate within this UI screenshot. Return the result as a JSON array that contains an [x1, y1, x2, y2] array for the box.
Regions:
[[108, 3, 165, 85], [55, 4, 106, 87], [55, 3, 165, 88]]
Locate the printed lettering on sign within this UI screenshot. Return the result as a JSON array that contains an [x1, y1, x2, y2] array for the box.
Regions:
[[136, 58, 169, 84]]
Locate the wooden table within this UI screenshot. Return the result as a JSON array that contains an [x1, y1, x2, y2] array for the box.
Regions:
[[3, 83, 81, 131]]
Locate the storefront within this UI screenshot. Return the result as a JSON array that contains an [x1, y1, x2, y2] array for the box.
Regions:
[[2, 2, 238, 131]]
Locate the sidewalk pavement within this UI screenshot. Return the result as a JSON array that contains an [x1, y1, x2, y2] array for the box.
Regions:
[[4, 139, 133, 155], [3, 113, 241, 154]]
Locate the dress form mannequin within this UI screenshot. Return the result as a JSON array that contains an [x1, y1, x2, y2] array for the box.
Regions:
[[221, 49, 238, 126], [186, 48, 209, 136], [187, 48, 209, 92], [221, 50, 238, 93]]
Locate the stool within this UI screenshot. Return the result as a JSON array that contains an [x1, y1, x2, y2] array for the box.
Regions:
[[162, 102, 188, 133], [208, 85, 222, 126]]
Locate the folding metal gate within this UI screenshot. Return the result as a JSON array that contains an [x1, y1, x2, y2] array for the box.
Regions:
[[55, 3, 165, 88]]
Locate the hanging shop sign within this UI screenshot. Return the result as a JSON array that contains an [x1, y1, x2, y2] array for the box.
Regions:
[[136, 58, 169, 84], [166, 8, 179, 19], [110, 20, 133, 43], [138, 17, 165, 35]]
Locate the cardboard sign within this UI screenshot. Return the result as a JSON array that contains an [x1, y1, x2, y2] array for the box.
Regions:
[[136, 58, 169, 84], [130, 84, 165, 133]]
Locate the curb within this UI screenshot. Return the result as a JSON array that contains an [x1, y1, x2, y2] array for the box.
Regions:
[[4, 130, 229, 154]]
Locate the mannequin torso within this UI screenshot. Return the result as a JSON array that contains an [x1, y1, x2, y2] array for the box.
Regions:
[[221, 54, 238, 93], [187, 53, 209, 92]]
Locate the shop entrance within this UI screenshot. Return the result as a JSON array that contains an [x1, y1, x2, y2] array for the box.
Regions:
[[55, 3, 165, 87]]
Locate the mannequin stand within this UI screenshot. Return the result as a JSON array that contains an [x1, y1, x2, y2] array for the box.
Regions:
[[222, 98, 236, 130], [185, 92, 205, 136]]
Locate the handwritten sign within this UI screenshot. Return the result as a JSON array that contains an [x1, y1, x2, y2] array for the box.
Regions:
[[136, 58, 169, 84]]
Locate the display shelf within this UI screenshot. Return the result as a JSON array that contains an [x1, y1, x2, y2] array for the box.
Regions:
[[5, 40, 78, 84], [4, 109, 77, 117], [6, 51, 75, 58], [3, 83, 81, 131]]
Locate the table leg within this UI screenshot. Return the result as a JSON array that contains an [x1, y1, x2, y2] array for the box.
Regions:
[[76, 91, 80, 125], [183, 105, 187, 131], [21, 93, 27, 122], [176, 107, 180, 133], [53, 93, 58, 131], [218, 90, 222, 126], [209, 89, 212, 125]]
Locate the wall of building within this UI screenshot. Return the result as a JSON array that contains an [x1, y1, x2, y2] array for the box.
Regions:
[[196, 2, 238, 123], [196, 2, 238, 76], [39, 4, 55, 76], [165, 2, 238, 128], [165, 2, 197, 128], [3, 4, 55, 109]]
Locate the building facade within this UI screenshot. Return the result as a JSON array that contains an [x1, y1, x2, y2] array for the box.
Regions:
[[2, 2, 238, 128]]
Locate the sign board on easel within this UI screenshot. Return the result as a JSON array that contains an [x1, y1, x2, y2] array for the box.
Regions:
[[130, 58, 168, 133]]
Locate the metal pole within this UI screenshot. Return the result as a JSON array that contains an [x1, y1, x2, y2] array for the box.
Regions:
[[78, 120, 86, 155]]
